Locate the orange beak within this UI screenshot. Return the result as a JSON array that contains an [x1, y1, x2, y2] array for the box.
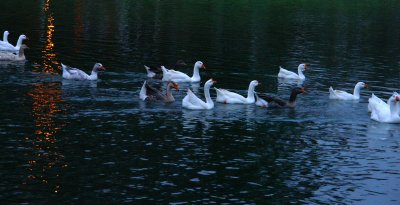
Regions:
[[396, 96, 399, 102], [201, 64, 206, 69], [174, 84, 179, 91], [364, 84, 368, 88]]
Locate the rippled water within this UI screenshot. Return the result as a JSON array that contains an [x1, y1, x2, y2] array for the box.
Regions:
[[1, 1, 400, 204]]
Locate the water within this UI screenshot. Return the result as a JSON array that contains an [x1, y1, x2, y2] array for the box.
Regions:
[[1, 0, 400, 204]]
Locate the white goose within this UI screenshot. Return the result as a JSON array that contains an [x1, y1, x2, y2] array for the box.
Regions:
[[329, 82, 367, 100], [161, 61, 205, 82], [369, 93, 400, 123], [368, 93, 388, 112], [0, 34, 28, 53], [215, 80, 259, 104], [278, 63, 308, 80], [62, 63, 106, 80], [0, 44, 29, 61], [368, 92, 400, 113], [182, 79, 216, 110]]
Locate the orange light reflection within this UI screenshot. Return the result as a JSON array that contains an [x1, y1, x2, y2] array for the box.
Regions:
[[24, 0, 66, 194], [40, 13, 59, 74]]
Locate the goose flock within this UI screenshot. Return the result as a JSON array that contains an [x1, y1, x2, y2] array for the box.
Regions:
[[1, 30, 399, 123], [0, 31, 29, 61]]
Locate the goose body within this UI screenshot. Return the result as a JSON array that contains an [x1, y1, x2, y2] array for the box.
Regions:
[[139, 81, 179, 103], [162, 61, 205, 82], [368, 93, 390, 112], [255, 92, 269, 108], [215, 80, 259, 104], [182, 79, 216, 110], [329, 82, 367, 100], [368, 93, 400, 123], [144, 60, 187, 79], [0, 34, 28, 53], [256, 87, 305, 108], [62, 63, 105, 80], [278, 63, 308, 80], [0, 44, 28, 61]]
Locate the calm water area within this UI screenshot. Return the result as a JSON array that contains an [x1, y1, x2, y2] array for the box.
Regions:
[[1, 0, 400, 204]]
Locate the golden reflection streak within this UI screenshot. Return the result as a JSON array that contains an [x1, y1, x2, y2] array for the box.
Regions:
[[24, 0, 66, 194], [26, 82, 66, 194], [40, 13, 58, 74], [44, 0, 50, 12]]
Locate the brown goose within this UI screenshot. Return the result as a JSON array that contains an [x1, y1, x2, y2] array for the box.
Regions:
[[144, 60, 187, 79], [255, 87, 305, 108], [0, 44, 29, 61], [139, 81, 179, 103]]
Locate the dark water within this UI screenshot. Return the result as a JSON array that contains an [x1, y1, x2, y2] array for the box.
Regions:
[[1, 0, 400, 204]]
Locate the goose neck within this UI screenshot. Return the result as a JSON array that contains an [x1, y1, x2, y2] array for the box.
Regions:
[[191, 66, 200, 81], [353, 85, 362, 99], [89, 71, 98, 80], [246, 84, 256, 102], [389, 99, 399, 117], [18, 50, 25, 59], [3, 32, 8, 42], [289, 92, 299, 103], [297, 67, 305, 79], [16, 36, 24, 49], [204, 84, 214, 107], [166, 84, 174, 101]]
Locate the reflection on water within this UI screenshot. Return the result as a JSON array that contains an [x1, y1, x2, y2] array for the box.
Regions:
[[36, 0, 59, 74], [24, 0, 66, 194], [277, 77, 304, 89], [25, 82, 66, 193]]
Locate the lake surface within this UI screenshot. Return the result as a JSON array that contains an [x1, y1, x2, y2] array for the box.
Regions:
[[1, 0, 400, 204]]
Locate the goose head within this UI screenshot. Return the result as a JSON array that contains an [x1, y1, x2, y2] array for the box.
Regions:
[[15, 35, 28, 48], [195, 61, 206, 69], [298, 63, 309, 72], [388, 93, 400, 112], [391, 93, 400, 103], [168, 81, 179, 91], [3, 31, 9, 41], [293, 87, 306, 94], [19, 35, 28, 41], [93, 63, 106, 72], [355, 82, 368, 89], [205, 78, 216, 87], [250, 80, 259, 87]]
